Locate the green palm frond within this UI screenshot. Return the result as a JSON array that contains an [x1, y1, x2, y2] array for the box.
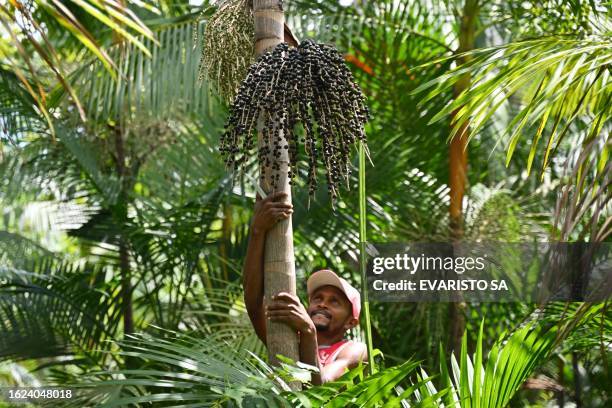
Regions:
[[34, 0, 157, 69], [1, 126, 121, 206], [0, 231, 55, 267], [0, 0, 158, 126], [0, 261, 121, 366], [490, 0, 608, 39], [289, 358, 433, 407], [541, 302, 612, 354], [183, 282, 264, 352], [65, 330, 299, 407], [415, 35, 611, 176], [417, 304, 608, 407], [289, 0, 453, 52], [464, 183, 549, 242], [390, 168, 451, 241], [134, 124, 227, 209], [64, 329, 429, 407], [551, 131, 610, 242], [70, 21, 222, 125], [0, 68, 48, 146]]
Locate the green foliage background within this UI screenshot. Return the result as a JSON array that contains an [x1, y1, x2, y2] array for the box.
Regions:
[[0, 0, 610, 406]]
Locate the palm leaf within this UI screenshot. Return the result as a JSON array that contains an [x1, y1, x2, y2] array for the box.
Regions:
[[65, 330, 300, 407], [0, 261, 121, 366], [0, 68, 48, 145], [414, 35, 611, 177], [551, 130, 611, 242], [433, 304, 607, 407], [1, 0, 158, 126], [70, 21, 222, 125], [65, 329, 428, 407]]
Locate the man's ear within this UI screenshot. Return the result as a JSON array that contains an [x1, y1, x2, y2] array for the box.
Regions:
[[344, 317, 359, 331]]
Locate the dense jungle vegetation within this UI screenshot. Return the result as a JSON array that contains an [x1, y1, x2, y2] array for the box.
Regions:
[[0, 0, 610, 406]]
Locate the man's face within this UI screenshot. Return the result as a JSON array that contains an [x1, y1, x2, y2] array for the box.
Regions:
[[307, 285, 356, 334]]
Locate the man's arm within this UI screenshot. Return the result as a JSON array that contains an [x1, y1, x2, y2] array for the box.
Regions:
[[266, 292, 323, 385], [266, 292, 323, 384], [319, 342, 368, 383], [267, 293, 368, 385], [243, 192, 293, 344]]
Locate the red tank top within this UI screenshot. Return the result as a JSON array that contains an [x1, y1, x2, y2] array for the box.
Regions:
[[318, 340, 349, 367]]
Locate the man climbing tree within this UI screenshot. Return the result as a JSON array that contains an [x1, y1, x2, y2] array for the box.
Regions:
[[243, 192, 368, 385], [210, 0, 371, 381]]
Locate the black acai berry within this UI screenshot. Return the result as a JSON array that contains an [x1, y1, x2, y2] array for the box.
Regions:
[[220, 40, 370, 204]]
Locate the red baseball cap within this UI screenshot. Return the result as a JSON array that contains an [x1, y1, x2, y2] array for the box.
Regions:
[[307, 270, 361, 321]]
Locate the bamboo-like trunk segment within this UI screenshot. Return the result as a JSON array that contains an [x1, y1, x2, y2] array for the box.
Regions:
[[448, 0, 478, 354], [253, 0, 301, 374]]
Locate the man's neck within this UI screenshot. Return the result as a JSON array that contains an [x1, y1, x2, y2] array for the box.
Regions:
[[316, 331, 345, 347]]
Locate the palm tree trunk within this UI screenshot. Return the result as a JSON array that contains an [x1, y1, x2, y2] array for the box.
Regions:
[[119, 238, 133, 335], [110, 11, 136, 364], [557, 358, 565, 407], [253, 0, 301, 370], [572, 352, 582, 407], [113, 126, 134, 338], [220, 201, 232, 282], [449, 0, 477, 238], [448, 0, 478, 354]]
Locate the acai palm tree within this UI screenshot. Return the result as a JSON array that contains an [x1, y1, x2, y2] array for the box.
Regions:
[[0, 0, 609, 407]]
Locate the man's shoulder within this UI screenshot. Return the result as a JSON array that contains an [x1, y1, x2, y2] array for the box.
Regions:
[[338, 340, 368, 360], [344, 339, 366, 347]]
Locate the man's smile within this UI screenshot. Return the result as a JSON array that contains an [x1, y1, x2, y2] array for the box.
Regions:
[[310, 309, 332, 320]]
